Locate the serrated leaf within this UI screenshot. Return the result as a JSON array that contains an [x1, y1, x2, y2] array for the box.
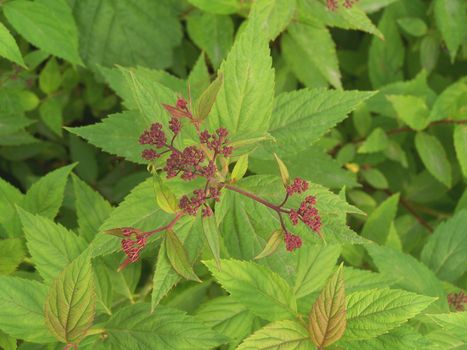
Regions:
[[251, 0, 296, 41], [386, 95, 429, 130], [260, 88, 375, 158], [18, 209, 87, 283], [202, 214, 221, 269], [367, 245, 449, 313], [3, 0, 82, 65], [211, 19, 274, 142], [194, 73, 224, 122], [72, 0, 181, 69], [0, 238, 24, 275], [434, 0, 466, 62], [309, 264, 346, 348], [428, 312, 467, 342], [421, 210, 467, 282], [345, 288, 436, 340], [102, 303, 226, 349], [0, 22, 25, 67], [361, 193, 399, 244], [255, 229, 284, 260], [453, 125, 467, 177], [72, 175, 112, 243], [21, 163, 75, 220], [238, 320, 311, 350], [0, 277, 53, 343], [187, 11, 233, 68], [344, 267, 395, 294], [339, 326, 430, 350], [195, 296, 256, 343], [204, 259, 297, 321], [415, 132, 452, 187], [66, 111, 148, 164], [45, 253, 96, 345], [287, 22, 341, 88], [166, 229, 201, 282], [429, 79, 467, 121], [294, 244, 341, 299], [187, 0, 241, 14]]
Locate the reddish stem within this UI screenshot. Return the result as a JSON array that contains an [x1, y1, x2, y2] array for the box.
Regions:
[[145, 211, 184, 237], [224, 184, 290, 214]]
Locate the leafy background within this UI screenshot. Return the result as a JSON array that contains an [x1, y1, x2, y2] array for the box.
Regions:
[[0, 0, 466, 349]]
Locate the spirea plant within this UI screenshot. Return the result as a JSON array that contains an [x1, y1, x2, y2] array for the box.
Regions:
[[0, 0, 466, 350]]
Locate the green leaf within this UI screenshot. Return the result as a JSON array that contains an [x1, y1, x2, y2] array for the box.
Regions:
[[0, 330, 16, 350], [0, 22, 25, 67], [39, 58, 62, 95], [45, 253, 96, 345], [254, 229, 284, 260], [211, 19, 274, 143], [21, 164, 75, 220], [72, 174, 112, 243], [309, 264, 346, 348], [151, 217, 204, 310], [361, 194, 399, 244], [188, 53, 211, 99], [339, 326, 430, 350], [69, 135, 98, 183], [274, 153, 290, 186], [386, 95, 429, 130], [72, 0, 182, 68], [102, 303, 226, 349], [358, 127, 389, 154], [238, 320, 311, 350], [361, 168, 389, 189], [231, 154, 249, 182], [0, 238, 25, 275], [195, 73, 224, 122], [204, 259, 298, 321], [202, 214, 221, 269], [187, 0, 242, 14], [92, 178, 172, 257], [344, 267, 394, 294], [298, 0, 383, 39], [187, 11, 233, 68], [415, 132, 452, 187], [453, 125, 467, 177], [195, 296, 256, 344], [259, 88, 375, 158], [18, 208, 87, 283], [39, 96, 62, 136], [421, 210, 467, 282], [294, 244, 341, 299], [287, 22, 341, 88], [397, 17, 428, 37], [0, 276, 53, 343], [429, 78, 467, 121], [166, 229, 201, 282], [0, 178, 23, 231], [428, 312, 467, 342], [67, 111, 148, 164], [434, 0, 466, 62], [368, 8, 404, 88], [367, 245, 449, 312], [251, 0, 296, 41], [3, 0, 82, 65], [345, 288, 436, 340], [153, 174, 179, 214]]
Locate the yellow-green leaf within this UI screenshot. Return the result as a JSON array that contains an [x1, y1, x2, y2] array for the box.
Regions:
[[202, 214, 221, 269], [165, 230, 201, 282], [254, 229, 283, 260], [308, 264, 346, 348], [153, 174, 178, 214], [274, 153, 290, 186], [45, 252, 96, 345], [195, 73, 224, 121], [231, 154, 249, 182]]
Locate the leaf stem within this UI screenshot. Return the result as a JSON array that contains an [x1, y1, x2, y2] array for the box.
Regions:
[[145, 212, 184, 237]]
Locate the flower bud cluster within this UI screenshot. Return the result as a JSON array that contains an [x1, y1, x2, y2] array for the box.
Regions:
[[284, 232, 302, 251], [286, 177, 309, 196], [200, 128, 233, 157], [120, 228, 147, 263], [289, 195, 321, 233], [179, 185, 223, 217], [326, 0, 358, 11]]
